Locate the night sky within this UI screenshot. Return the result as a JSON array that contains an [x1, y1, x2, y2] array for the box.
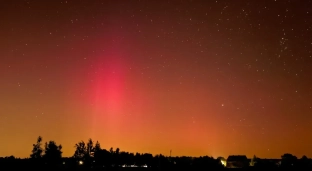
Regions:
[[1, 0, 312, 159]]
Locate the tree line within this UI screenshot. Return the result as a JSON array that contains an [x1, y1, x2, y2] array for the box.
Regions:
[[0, 136, 222, 169], [24, 136, 222, 169], [0, 136, 311, 169]]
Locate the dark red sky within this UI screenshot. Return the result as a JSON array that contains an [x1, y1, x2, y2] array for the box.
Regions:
[[1, 0, 312, 158]]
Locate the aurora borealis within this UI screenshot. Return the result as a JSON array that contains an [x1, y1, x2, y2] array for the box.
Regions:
[[1, 0, 312, 159]]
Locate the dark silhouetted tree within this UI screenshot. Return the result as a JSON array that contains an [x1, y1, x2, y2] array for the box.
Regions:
[[73, 139, 96, 167], [43, 141, 62, 166], [301, 155, 308, 160], [114, 148, 120, 166], [127, 152, 135, 165], [119, 151, 129, 165], [94, 141, 101, 152], [85, 139, 94, 166], [135, 152, 142, 166], [115, 148, 120, 155], [281, 153, 297, 168], [298, 155, 310, 168], [142, 153, 153, 166], [192, 156, 222, 169], [5, 155, 15, 160], [86, 139, 94, 157], [73, 141, 87, 159], [93, 141, 101, 162], [154, 154, 171, 168], [30, 136, 43, 159], [109, 147, 114, 154], [93, 141, 104, 167]]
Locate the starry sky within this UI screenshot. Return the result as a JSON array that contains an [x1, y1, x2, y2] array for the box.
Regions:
[[1, 0, 312, 159]]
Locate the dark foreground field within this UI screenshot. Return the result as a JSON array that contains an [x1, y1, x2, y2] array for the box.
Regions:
[[0, 167, 299, 171]]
